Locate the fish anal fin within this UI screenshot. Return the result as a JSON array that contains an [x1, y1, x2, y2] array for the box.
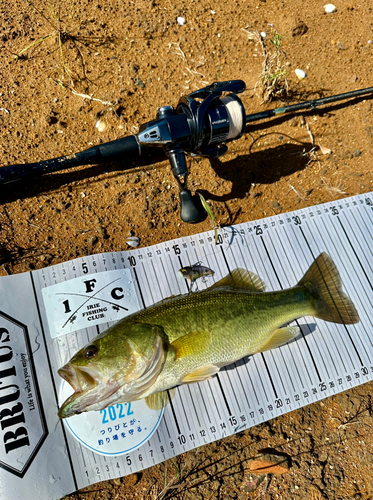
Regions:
[[298, 253, 359, 325], [145, 388, 176, 410], [210, 268, 266, 292], [171, 330, 211, 359], [256, 326, 300, 353], [181, 364, 220, 383]]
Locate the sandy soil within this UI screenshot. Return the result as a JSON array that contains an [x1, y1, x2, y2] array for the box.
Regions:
[[1, 0, 373, 498]]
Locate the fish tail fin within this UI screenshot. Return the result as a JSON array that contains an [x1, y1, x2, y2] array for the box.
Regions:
[[298, 253, 359, 325]]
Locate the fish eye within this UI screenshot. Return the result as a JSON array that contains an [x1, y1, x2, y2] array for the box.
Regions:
[[84, 344, 98, 359]]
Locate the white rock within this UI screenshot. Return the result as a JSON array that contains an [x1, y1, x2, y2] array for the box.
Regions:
[[177, 16, 186, 25], [126, 236, 140, 248], [295, 68, 307, 80], [324, 4, 337, 13], [95, 120, 107, 132]]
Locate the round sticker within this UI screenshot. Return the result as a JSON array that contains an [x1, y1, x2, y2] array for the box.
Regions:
[[59, 382, 164, 455]]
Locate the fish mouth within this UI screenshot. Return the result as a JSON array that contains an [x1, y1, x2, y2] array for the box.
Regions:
[[58, 364, 98, 393], [58, 364, 122, 419]]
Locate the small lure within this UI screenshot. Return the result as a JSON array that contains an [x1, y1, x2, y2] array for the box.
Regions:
[[178, 262, 215, 290]]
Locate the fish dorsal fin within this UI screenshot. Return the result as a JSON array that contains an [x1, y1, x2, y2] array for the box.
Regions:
[[145, 388, 176, 410], [210, 268, 266, 292], [256, 326, 300, 353], [171, 330, 211, 359], [181, 364, 220, 383]]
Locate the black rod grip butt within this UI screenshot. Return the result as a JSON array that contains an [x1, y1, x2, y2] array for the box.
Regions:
[[179, 189, 200, 223], [0, 135, 156, 185]]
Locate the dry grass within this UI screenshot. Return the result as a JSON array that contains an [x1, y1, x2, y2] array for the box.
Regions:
[[244, 26, 288, 103]]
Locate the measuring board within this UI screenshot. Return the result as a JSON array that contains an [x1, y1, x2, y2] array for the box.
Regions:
[[1, 191, 373, 500]]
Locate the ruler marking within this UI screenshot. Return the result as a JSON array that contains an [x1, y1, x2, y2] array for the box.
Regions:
[[347, 207, 373, 276], [215, 374, 232, 416], [197, 385, 212, 423], [222, 369, 242, 414], [207, 380, 222, 420], [337, 216, 373, 290], [186, 386, 202, 428], [177, 389, 192, 431], [141, 261, 155, 306], [167, 397, 181, 436], [260, 353, 278, 399], [162, 413, 172, 439], [268, 351, 287, 395], [167, 253, 184, 295], [150, 260, 163, 298], [158, 256, 174, 296], [132, 267, 146, 309], [251, 356, 270, 402], [243, 360, 260, 406], [232, 360, 252, 410]]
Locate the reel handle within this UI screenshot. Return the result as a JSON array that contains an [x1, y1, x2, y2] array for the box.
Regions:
[[179, 189, 200, 223]]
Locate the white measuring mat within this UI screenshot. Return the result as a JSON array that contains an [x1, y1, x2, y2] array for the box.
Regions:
[[0, 192, 372, 500]]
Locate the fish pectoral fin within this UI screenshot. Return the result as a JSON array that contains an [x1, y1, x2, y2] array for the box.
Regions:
[[209, 268, 266, 292], [181, 364, 220, 383], [145, 388, 176, 410], [256, 326, 300, 353], [171, 330, 212, 359]]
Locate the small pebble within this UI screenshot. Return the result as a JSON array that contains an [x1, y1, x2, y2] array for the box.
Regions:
[[95, 120, 107, 132], [126, 236, 140, 247], [319, 144, 332, 155], [324, 4, 337, 13], [295, 68, 306, 80], [177, 16, 186, 25]]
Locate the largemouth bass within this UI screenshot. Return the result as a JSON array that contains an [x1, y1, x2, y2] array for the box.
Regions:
[[58, 253, 359, 418]]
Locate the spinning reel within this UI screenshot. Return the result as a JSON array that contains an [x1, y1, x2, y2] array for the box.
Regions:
[[137, 80, 246, 222]]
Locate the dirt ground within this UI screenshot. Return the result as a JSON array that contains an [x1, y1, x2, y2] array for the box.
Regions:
[[1, 0, 373, 498]]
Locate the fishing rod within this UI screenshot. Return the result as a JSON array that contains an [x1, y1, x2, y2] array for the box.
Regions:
[[2, 80, 373, 223]]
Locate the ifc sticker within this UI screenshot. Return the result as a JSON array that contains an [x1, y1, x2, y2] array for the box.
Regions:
[[59, 381, 164, 455], [42, 269, 140, 338]]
